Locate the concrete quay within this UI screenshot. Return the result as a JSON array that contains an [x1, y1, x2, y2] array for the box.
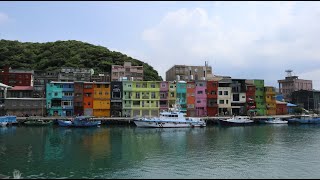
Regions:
[[16, 115, 296, 125]]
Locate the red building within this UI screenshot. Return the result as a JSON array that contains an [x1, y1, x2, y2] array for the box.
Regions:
[[0, 66, 33, 87], [206, 80, 218, 116], [246, 84, 256, 115], [74, 82, 84, 116], [276, 101, 288, 115]]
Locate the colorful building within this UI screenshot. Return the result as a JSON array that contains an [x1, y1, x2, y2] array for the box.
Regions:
[[110, 81, 123, 117], [195, 80, 207, 117], [276, 101, 288, 115], [168, 81, 176, 109], [230, 79, 247, 115], [206, 80, 218, 117], [93, 82, 111, 117], [176, 81, 187, 113], [83, 82, 94, 116], [187, 81, 196, 117], [123, 81, 160, 117], [265, 86, 276, 115], [218, 77, 232, 115], [245, 81, 256, 116], [46, 82, 74, 116], [159, 81, 169, 113], [253, 79, 266, 116], [122, 81, 133, 117], [0, 66, 34, 87], [74, 81, 84, 116]]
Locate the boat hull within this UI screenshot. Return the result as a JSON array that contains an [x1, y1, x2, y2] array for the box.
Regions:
[[0, 122, 7, 127], [24, 120, 52, 126], [218, 120, 254, 126], [133, 120, 206, 128], [265, 121, 288, 124], [57, 119, 101, 127]]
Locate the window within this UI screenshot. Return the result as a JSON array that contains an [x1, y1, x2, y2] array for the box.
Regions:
[[197, 100, 201, 103], [170, 92, 175, 97], [151, 84, 156, 88], [97, 84, 101, 88], [226, 100, 229, 104], [136, 83, 141, 88], [224, 91, 228, 95], [136, 92, 140, 98], [211, 91, 216, 95], [219, 100, 224, 104], [151, 92, 156, 98], [219, 91, 222, 95], [161, 84, 166, 88], [197, 91, 203, 94]]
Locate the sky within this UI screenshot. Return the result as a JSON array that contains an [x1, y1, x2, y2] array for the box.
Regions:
[[1, 1, 320, 89]]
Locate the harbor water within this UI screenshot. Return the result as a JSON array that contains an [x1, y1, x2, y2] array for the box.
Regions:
[[1, 124, 320, 179]]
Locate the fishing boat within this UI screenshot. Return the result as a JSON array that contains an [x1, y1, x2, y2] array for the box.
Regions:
[[218, 116, 254, 126], [287, 114, 320, 124], [133, 101, 206, 128], [24, 117, 53, 126], [0, 116, 17, 126], [57, 116, 101, 127], [264, 117, 288, 124]]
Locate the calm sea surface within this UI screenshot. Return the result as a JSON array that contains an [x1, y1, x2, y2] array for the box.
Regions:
[[1, 124, 320, 179]]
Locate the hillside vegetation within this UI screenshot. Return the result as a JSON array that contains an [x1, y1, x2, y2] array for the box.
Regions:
[[0, 39, 162, 81]]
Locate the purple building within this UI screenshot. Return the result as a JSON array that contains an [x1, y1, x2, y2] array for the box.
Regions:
[[159, 81, 169, 112], [195, 80, 207, 117]]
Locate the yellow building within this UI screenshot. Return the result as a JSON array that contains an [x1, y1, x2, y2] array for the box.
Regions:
[[93, 82, 111, 117], [265, 86, 276, 115]]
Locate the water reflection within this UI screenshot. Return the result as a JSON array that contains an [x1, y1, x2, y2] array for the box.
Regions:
[[1, 125, 320, 178]]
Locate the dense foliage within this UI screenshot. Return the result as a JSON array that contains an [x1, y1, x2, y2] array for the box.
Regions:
[[0, 39, 162, 81]]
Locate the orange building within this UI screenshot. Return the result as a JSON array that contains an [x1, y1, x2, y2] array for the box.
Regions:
[[186, 81, 196, 117], [93, 82, 111, 117], [83, 82, 94, 116]]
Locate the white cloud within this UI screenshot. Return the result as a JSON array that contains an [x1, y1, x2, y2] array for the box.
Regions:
[[0, 12, 9, 25], [141, 2, 320, 89]]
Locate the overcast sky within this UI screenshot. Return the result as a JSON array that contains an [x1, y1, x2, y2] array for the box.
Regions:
[[1, 1, 320, 89]]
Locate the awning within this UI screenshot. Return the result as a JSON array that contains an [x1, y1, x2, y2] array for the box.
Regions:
[[287, 103, 297, 107]]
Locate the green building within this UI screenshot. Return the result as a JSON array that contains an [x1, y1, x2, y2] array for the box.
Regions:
[[253, 79, 266, 116]]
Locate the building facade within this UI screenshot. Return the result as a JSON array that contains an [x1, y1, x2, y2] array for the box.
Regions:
[[58, 67, 92, 82], [46, 82, 74, 117], [195, 80, 207, 117], [93, 82, 111, 117], [278, 70, 313, 102], [159, 81, 169, 113], [111, 62, 143, 81], [218, 77, 232, 115], [33, 70, 59, 98], [254, 79, 266, 116], [265, 86, 276, 115], [230, 79, 247, 115], [165, 62, 214, 81], [245, 81, 256, 116], [0, 66, 34, 87], [176, 81, 187, 113], [110, 81, 123, 117], [74, 81, 84, 116], [83, 82, 94, 116], [206, 80, 218, 117], [187, 81, 196, 117]]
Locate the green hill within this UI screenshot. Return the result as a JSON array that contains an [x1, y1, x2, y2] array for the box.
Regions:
[[0, 39, 162, 81]]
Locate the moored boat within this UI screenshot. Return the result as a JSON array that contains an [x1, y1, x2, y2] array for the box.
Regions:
[[57, 116, 101, 127], [133, 101, 206, 128], [218, 116, 254, 126], [287, 114, 320, 124], [265, 117, 288, 124], [24, 117, 53, 126]]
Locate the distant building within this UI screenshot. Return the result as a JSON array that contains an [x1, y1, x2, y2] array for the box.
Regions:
[[278, 70, 312, 102], [291, 90, 320, 113], [58, 67, 93, 82], [0, 66, 34, 87], [111, 62, 143, 81], [33, 70, 59, 98], [165, 61, 214, 81]]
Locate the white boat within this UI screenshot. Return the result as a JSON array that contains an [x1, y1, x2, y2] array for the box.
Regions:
[[0, 122, 8, 127], [265, 117, 288, 124], [219, 116, 254, 126], [133, 101, 206, 128]]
